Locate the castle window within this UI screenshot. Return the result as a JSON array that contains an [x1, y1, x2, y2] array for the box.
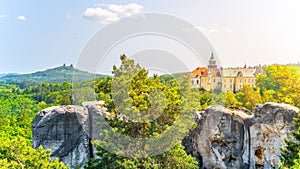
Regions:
[[248, 79, 250, 83], [224, 79, 226, 83], [240, 79, 242, 83], [252, 79, 254, 83], [230, 79, 232, 83], [224, 85, 226, 88], [213, 79, 216, 83]]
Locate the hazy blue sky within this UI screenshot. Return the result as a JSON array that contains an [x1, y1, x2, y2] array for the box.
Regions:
[[1, 0, 300, 74]]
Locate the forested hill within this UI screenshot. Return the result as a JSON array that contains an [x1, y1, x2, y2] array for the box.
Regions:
[[0, 65, 105, 84], [0, 73, 19, 78]]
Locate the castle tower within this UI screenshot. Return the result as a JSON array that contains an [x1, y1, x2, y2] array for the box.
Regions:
[[208, 52, 217, 70]]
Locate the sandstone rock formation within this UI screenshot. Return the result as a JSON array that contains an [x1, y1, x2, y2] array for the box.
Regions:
[[32, 102, 108, 169], [32, 105, 90, 169], [183, 102, 299, 169], [32, 102, 299, 169], [243, 103, 299, 168]]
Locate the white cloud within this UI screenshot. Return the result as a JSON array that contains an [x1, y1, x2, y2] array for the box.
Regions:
[[82, 3, 143, 24], [107, 3, 143, 17], [0, 15, 8, 19], [197, 26, 221, 34], [225, 28, 233, 34], [67, 15, 72, 19], [197, 26, 234, 35], [82, 7, 119, 24], [17, 15, 26, 21], [196, 26, 206, 32], [208, 28, 220, 33]]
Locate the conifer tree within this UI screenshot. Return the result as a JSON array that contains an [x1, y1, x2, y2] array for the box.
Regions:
[[86, 55, 198, 169], [280, 115, 300, 168]]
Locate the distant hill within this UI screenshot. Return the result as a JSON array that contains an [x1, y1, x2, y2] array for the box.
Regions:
[[0, 65, 105, 84], [285, 62, 300, 68], [0, 73, 19, 78]]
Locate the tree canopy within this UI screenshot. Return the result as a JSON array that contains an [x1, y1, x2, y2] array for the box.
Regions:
[[86, 55, 199, 169], [0, 83, 69, 168], [256, 64, 300, 108]]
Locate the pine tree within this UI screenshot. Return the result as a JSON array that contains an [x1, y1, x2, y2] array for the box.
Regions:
[[280, 115, 300, 168], [87, 55, 199, 169]]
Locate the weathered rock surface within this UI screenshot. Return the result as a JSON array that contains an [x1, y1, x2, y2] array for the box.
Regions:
[[32, 102, 299, 169], [32, 102, 107, 169], [32, 105, 90, 169], [183, 102, 299, 169], [243, 103, 299, 169], [183, 106, 250, 168]]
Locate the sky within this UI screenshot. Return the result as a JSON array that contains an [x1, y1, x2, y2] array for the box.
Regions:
[[1, 0, 300, 74]]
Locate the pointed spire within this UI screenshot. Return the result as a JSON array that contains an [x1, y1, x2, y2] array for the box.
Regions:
[[208, 68, 211, 75], [210, 52, 214, 60], [244, 61, 247, 68]]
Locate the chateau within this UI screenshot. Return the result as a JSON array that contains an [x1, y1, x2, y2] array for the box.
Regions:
[[191, 53, 264, 92]]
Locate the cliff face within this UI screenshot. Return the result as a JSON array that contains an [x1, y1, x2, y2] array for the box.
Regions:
[[243, 103, 298, 168], [183, 106, 250, 168], [32, 102, 299, 169], [32, 105, 90, 169], [32, 102, 108, 169], [183, 102, 299, 169]]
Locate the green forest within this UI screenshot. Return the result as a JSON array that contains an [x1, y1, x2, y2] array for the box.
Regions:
[[0, 56, 300, 168]]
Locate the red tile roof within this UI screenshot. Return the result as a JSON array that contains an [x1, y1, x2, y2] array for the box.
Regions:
[[191, 67, 208, 78]]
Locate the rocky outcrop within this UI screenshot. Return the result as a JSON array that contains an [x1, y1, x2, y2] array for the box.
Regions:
[[243, 103, 299, 168], [32, 105, 90, 169], [32, 102, 108, 169], [183, 106, 250, 168], [183, 102, 299, 169], [32, 102, 299, 169]]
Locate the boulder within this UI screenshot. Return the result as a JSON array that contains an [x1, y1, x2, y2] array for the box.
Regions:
[[32, 105, 90, 169], [243, 102, 299, 169], [183, 106, 250, 168], [32, 102, 108, 169], [183, 102, 299, 169]]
